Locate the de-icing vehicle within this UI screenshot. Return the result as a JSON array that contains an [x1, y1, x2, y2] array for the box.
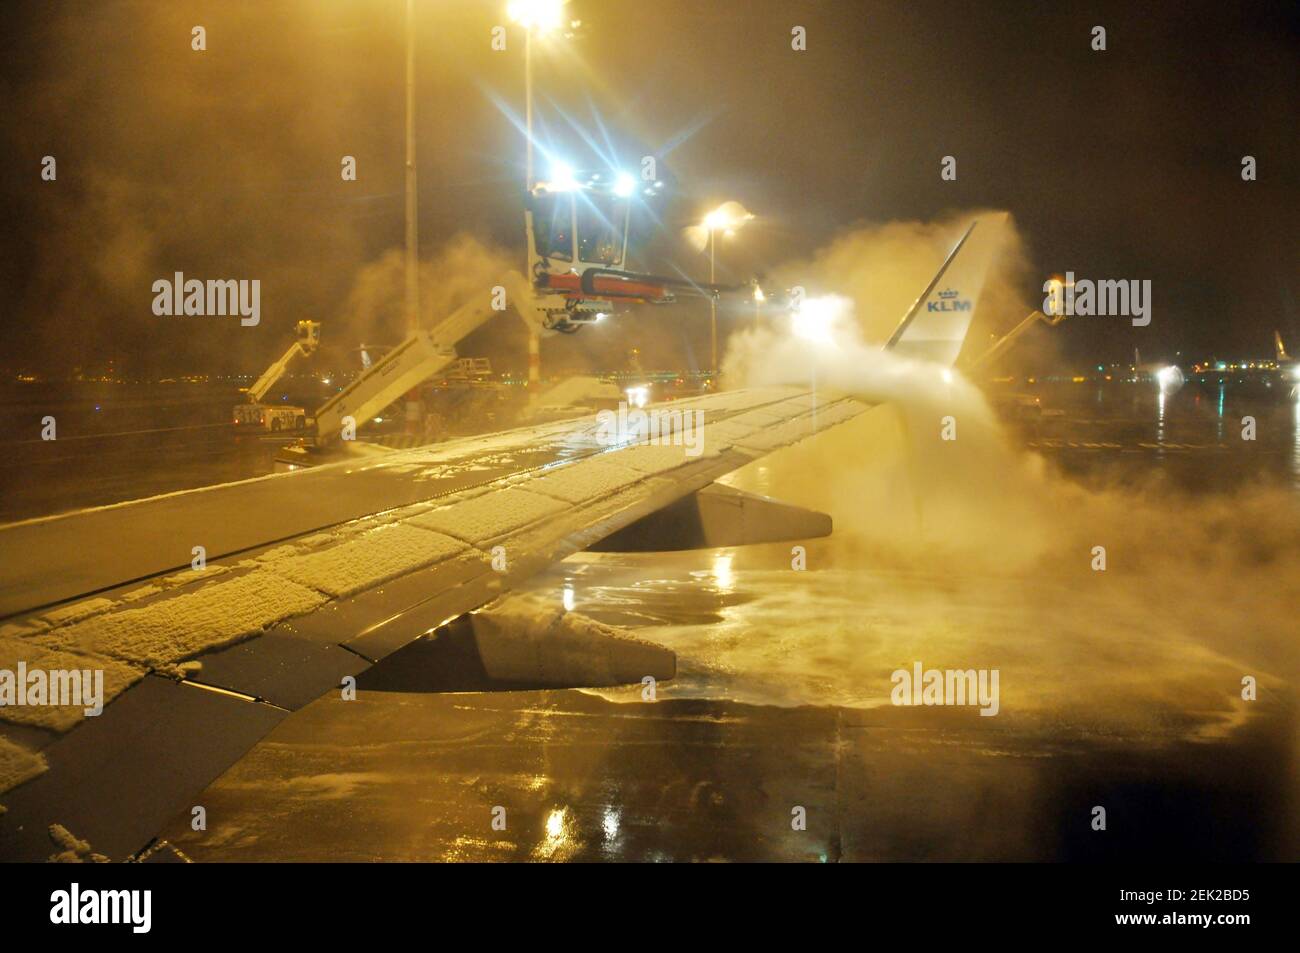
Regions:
[[524, 163, 737, 332]]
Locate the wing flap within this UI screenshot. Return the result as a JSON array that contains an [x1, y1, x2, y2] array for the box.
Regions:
[[0, 675, 286, 862]]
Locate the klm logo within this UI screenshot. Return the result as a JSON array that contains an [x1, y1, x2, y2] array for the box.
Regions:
[[927, 288, 971, 313]]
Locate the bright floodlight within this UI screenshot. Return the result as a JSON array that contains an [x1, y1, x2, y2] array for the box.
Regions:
[[507, 0, 566, 32], [702, 201, 754, 232], [791, 295, 848, 346], [546, 160, 578, 191], [1156, 365, 1184, 393], [703, 207, 736, 231], [613, 172, 636, 197]]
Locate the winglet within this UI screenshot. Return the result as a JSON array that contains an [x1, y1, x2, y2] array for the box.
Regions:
[[884, 215, 1006, 366]]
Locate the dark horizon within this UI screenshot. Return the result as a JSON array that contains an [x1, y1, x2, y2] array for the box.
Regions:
[[1, 0, 1296, 378]]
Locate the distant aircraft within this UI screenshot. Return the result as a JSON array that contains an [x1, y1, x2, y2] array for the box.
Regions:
[[1275, 331, 1299, 396], [0, 221, 1000, 862], [1133, 347, 1184, 393]]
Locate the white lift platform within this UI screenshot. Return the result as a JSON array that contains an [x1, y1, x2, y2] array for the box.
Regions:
[[278, 298, 496, 466], [233, 320, 321, 432]]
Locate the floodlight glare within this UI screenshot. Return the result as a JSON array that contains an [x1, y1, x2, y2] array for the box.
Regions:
[[546, 161, 578, 191], [507, 0, 566, 33]]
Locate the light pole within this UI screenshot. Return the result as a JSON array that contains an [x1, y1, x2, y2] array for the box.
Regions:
[[508, 1, 566, 386], [404, 0, 418, 334], [402, 0, 422, 436], [700, 204, 753, 382], [509, 0, 565, 190], [524, 28, 533, 189], [523, 24, 539, 385], [709, 226, 717, 380]]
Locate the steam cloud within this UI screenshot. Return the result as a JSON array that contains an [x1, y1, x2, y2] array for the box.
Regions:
[[717, 210, 1300, 700], [337, 234, 534, 357]]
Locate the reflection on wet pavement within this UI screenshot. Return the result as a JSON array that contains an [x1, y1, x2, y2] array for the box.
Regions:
[[162, 545, 1298, 862], [158, 387, 1299, 861], [159, 676, 1294, 862]]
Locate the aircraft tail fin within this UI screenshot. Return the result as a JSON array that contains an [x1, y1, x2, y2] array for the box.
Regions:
[[1275, 330, 1289, 362], [884, 214, 1006, 367]]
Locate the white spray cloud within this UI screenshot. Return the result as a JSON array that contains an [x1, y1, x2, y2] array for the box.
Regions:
[[723, 279, 1053, 566], [714, 211, 1300, 700]]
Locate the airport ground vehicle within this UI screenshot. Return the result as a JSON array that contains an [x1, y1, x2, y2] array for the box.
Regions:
[[274, 297, 499, 465], [524, 165, 739, 332], [242, 159, 749, 451], [232, 320, 321, 432]]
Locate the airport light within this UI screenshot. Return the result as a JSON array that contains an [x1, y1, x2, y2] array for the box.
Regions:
[[508, 0, 566, 32], [544, 160, 579, 191], [1156, 365, 1184, 393], [403, 0, 418, 333], [613, 171, 636, 197], [510, 0, 571, 388], [699, 202, 755, 379], [399, 0, 424, 433], [509, 0, 569, 190], [791, 295, 846, 346], [703, 204, 752, 232]]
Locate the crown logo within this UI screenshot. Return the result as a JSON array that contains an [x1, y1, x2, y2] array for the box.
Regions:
[[938, 289, 959, 299]]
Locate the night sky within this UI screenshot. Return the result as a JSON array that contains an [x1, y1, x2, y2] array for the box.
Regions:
[[1, 0, 1295, 377]]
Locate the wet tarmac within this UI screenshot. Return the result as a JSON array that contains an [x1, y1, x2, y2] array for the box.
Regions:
[[155, 685, 1295, 862], [5, 380, 1298, 861], [0, 381, 282, 522], [152, 382, 1299, 862]]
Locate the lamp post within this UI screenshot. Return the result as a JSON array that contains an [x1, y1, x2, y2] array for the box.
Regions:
[[400, 0, 423, 436], [403, 0, 418, 334], [508, 1, 566, 386], [509, 0, 566, 190], [709, 226, 717, 380], [524, 22, 539, 387], [700, 204, 753, 381]]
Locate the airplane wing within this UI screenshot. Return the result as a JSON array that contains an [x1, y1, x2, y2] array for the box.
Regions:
[[0, 215, 1003, 862], [0, 385, 865, 861]]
